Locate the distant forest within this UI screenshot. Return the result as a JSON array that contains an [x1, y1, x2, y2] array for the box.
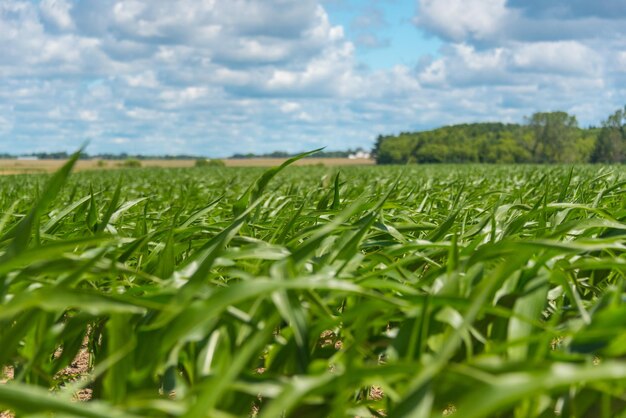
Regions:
[[374, 107, 626, 164], [230, 148, 366, 159], [0, 152, 202, 160], [4, 107, 626, 165]]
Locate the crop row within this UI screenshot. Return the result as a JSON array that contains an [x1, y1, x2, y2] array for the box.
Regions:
[[1, 156, 626, 417]]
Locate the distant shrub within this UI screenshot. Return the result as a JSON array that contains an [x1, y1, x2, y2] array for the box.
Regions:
[[118, 159, 142, 168], [195, 158, 225, 167], [96, 160, 107, 167]]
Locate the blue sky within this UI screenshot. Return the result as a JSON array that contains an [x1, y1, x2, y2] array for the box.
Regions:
[[324, 0, 441, 70], [1, 0, 625, 156]]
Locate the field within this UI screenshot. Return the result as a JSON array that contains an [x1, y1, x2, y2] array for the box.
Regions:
[[0, 157, 374, 175], [2, 156, 626, 417]]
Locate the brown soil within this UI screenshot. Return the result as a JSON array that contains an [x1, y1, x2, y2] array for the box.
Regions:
[[55, 346, 92, 401], [0, 367, 15, 418], [1, 345, 92, 417]]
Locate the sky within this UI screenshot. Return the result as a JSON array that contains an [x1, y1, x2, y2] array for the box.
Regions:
[[1, 0, 625, 156]]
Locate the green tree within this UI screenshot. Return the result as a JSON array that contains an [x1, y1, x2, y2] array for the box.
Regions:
[[119, 158, 141, 168], [591, 107, 626, 163], [415, 142, 449, 163], [372, 119, 596, 165], [375, 134, 416, 164], [195, 158, 226, 167], [371, 134, 385, 161], [482, 136, 532, 163], [527, 111, 579, 163]]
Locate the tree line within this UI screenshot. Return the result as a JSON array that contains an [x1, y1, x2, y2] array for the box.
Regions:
[[1, 148, 368, 161], [231, 148, 367, 159], [0, 152, 204, 160], [373, 107, 626, 164]]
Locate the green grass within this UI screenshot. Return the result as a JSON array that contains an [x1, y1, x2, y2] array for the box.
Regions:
[[2, 159, 626, 417]]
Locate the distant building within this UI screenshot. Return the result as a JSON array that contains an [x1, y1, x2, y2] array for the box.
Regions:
[[348, 151, 371, 159], [17, 156, 39, 161]]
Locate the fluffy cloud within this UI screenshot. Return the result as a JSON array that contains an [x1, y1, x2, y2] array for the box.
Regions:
[[507, 0, 626, 19], [512, 41, 601, 75], [0, 0, 625, 156], [39, 0, 75, 31], [0, 0, 387, 154], [413, 0, 626, 126], [416, 0, 509, 42], [416, 0, 626, 44]]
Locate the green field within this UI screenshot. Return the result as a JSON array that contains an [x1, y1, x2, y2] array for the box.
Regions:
[[3, 156, 626, 417]]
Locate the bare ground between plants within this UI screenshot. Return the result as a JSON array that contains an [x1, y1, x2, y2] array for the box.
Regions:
[[0, 329, 384, 418], [1, 346, 92, 418]]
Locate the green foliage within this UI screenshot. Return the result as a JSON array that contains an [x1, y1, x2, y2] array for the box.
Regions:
[[376, 122, 537, 164], [527, 111, 579, 163], [591, 106, 626, 163], [375, 110, 615, 164], [195, 158, 226, 167], [4, 162, 626, 416], [117, 159, 141, 168]]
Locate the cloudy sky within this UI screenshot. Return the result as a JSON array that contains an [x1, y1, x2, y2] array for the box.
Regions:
[[1, 0, 625, 156]]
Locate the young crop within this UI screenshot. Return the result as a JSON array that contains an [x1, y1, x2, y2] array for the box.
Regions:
[[1, 158, 626, 417]]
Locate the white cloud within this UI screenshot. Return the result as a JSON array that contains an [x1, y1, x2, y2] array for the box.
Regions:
[[416, 0, 510, 41], [418, 44, 510, 87], [410, 0, 625, 124], [418, 60, 446, 86], [159, 87, 213, 108], [124, 71, 159, 88], [39, 0, 75, 31], [261, 41, 359, 96], [416, 0, 626, 48], [296, 112, 314, 122], [280, 102, 301, 113], [454, 44, 506, 72], [79, 110, 98, 121], [617, 52, 626, 71], [0, 0, 625, 156], [0, 114, 13, 134], [125, 107, 164, 120], [512, 41, 600, 75], [417, 40, 605, 88]]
